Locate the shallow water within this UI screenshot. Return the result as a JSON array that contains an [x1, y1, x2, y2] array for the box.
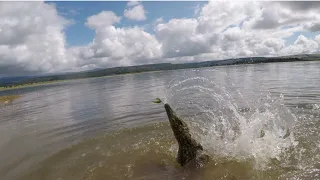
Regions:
[[0, 61, 319, 180]]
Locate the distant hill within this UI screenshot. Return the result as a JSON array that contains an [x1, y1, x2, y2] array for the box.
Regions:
[[1, 54, 319, 87], [0, 76, 31, 87]]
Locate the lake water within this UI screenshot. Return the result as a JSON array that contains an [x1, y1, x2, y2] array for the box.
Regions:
[[0, 61, 319, 180]]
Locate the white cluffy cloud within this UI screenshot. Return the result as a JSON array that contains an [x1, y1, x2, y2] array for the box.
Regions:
[[74, 11, 161, 69], [0, 2, 73, 75], [127, 1, 140, 7], [0, 1, 320, 75], [316, 34, 320, 42], [154, 1, 320, 61], [124, 1, 147, 21], [86, 11, 121, 29]]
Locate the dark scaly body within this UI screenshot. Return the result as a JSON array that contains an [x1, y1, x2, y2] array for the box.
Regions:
[[164, 103, 209, 167]]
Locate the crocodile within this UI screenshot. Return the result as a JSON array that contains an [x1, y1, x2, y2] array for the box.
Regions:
[[163, 103, 209, 167]]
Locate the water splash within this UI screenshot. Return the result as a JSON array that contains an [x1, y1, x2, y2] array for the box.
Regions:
[[165, 74, 298, 170]]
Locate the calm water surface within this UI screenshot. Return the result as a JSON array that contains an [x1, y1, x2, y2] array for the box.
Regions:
[[0, 61, 319, 180]]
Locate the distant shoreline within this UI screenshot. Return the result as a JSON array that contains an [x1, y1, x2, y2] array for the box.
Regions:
[[1, 55, 319, 91], [0, 81, 62, 92], [0, 71, 155, 92]]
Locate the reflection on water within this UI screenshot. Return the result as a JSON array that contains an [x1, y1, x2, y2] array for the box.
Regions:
[[0, 61, 319, 180]]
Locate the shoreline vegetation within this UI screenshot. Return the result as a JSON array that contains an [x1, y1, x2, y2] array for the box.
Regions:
[[0, 95, 21, 104], [0, 81, 61, 91], [1, 54, 320, 91]]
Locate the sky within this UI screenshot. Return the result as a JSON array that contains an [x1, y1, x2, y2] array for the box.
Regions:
[[1, 1, 320, 76]]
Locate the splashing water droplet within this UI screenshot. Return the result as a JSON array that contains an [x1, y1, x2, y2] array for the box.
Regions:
[[165, 76, 298, 170]]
